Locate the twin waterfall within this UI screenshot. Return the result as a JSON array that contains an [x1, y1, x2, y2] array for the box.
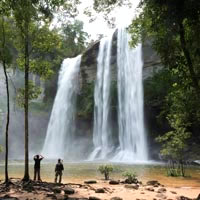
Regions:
[[42, 28, 148, 162]]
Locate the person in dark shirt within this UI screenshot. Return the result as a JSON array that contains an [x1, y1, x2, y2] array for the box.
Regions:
[[33, 154, 44, 181], [55, 159, 64, 183]]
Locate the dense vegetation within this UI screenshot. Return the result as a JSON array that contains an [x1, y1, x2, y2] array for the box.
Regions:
[[0, 0, 89, 183], [1, 0, 200, 183], [94, 0, 200, 175]]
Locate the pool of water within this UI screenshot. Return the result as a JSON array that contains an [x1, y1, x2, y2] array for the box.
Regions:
[[0, 161, 200, 187]]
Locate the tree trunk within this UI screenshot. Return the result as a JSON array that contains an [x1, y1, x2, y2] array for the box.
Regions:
[[1, 16, 10, 184], [23, 22, 30, 181], [179, 22, 200, 95], [3, 61, 10, 184]]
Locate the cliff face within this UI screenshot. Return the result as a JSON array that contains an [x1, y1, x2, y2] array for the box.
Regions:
[[80, 35, 162, 84]]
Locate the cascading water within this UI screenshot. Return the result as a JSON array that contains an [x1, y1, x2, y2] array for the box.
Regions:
[[89, 34, 114, 160], [113, 27, 148, 162], [42, 55, 81, 159]]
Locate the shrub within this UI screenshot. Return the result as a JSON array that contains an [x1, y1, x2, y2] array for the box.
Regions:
[[122, 171, 137, 184], [98, 165, 113, 180]]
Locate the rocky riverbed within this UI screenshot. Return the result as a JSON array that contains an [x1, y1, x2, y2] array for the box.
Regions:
[[0, 178, 200, 200]]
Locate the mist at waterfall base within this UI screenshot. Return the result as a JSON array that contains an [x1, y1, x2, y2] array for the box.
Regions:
[[42, 27, 148, 163], [0, 67, 50, 160]]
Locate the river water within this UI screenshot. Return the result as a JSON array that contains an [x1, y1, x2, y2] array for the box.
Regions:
[[0, 162, 200, 187]]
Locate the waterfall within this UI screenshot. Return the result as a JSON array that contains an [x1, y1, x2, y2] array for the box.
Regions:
[[113, 27, 148, 162], [89, 34, 114, 160], [42, 55, 81, 159]]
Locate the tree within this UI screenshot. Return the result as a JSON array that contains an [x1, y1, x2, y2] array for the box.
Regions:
[[0, 2, 13, 184], [129, 0, 200, 95], [127, 0, 200, 163], [61, 20, 89, 57], [98, 165, 113, 180], [9, 0, 80, 181]]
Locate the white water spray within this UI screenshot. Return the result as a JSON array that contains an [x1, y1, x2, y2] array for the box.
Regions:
[[89, 35, 114, 160], [42, 55, 81, 159], [113, 27, 148, 162]]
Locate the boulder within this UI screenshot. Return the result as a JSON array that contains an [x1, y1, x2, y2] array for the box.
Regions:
[[84, 180, 97, 184], [64, 187, 75, 194], [109, 180, 120, 185]]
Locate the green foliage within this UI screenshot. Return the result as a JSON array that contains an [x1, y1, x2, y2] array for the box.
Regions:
[[127, 0, 200, 162], [122, 171, 137, 182], [144, 68, 174, 108], [16, 81, 41, 107], [61, 20, 89, 57], [98, 164, 114, 180]]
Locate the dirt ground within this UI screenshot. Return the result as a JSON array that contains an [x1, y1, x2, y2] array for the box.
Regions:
[[0, 178, 199, 200]]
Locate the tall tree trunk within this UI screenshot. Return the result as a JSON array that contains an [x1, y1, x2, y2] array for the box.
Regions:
[[3, 61, 10, 184], [1, 16, 10, 184], [179, 22, 200, 95], [23, 22, 30, 181]]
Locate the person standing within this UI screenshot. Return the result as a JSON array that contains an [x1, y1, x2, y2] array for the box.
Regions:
[[55, 159, 64, 183], [33, 154, 44, 181]]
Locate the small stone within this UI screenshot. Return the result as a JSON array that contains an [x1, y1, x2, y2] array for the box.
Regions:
[[146, 180, 160, 186], [170, 191, 177, 194], [157, 188, 167, 193], [68, 198, 88, 200], [156, 193, 167, 199], [89, 196, 101, 200], [109, 180, 120, 185], [53, 187, 62, 194], [56, 194, 68, 200], [2, 195, 19, 200], [145, 186, 154, 192], [110, 197, 123, 200], [84, 180, 97, 184], [124, 184, 139, 189], [176, 196, 192, 200], [197, 194, 200, 200], [95, 188, 105, 193], [63, 187, 75, 194], [46, 193, 56, 198]]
